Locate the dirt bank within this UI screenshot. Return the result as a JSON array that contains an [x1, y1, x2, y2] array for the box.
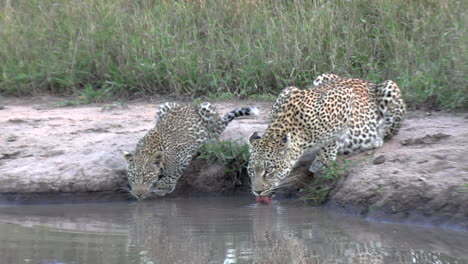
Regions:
[[0, 97, 467, 228], [327, 111, 468, 229]]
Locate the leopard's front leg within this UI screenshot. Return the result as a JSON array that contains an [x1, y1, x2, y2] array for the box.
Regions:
[[150, 175, 179, 196], [309, 141, 338, 173], [151, 155, 192, 196]]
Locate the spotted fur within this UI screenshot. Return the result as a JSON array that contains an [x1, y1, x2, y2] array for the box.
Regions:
[[124, 102, 259, 199], [248, 74, 406, 196]]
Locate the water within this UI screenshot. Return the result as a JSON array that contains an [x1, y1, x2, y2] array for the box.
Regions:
[[0, 197, 466, 264]]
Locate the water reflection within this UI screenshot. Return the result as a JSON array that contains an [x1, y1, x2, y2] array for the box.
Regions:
[[0, 197, 466, 264]]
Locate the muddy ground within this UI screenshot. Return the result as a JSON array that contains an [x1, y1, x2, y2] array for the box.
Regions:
[[0, 97, 467, 228]]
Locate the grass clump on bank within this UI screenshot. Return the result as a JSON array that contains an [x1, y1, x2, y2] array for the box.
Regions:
[[299, 159, 354, 205], [1, 0, 466, 108], [197, 139, 250, 186]]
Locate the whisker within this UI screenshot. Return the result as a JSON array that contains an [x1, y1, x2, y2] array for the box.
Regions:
[[282, 176, 300, 184], [272, 175, 318, 192], [291, 178, 317, 190], [275, 176, 301, 188], [119, 182, 131, 192], [130, 192, 141, 200], [120, 185, 140, 200]]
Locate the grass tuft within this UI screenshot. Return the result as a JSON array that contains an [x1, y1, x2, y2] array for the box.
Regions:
[[197, 139, 250, 186], [299, 159, 354, 205]]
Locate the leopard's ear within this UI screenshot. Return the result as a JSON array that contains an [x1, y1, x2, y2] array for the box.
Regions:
[[249, 132, 261, 147], [122, 151, 133, 162]]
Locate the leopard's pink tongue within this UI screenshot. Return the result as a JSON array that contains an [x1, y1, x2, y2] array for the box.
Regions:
[[256, 196, 272, 204]]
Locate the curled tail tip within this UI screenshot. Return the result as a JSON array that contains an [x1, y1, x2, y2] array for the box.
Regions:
[[199, 101, 212, 108], [250, 107, 260, 115]]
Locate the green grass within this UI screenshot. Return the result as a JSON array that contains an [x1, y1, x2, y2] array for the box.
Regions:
[[1, 0, 466, 108], [208, 92, 236, 101], [299, 159, 354, 205], [49, 84, 114, 107], [461, 183, 468, 193], [249, 93, 277, 102], [197, 139, 250, 186]]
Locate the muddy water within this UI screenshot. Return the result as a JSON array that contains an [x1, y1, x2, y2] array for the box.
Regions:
[[0, 197, 466, 264]]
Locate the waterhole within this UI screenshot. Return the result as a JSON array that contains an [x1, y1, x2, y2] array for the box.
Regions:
[[0, 196, 466, 264]]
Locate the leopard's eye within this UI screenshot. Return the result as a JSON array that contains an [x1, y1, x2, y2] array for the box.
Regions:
[[265, 166, 274, 174]]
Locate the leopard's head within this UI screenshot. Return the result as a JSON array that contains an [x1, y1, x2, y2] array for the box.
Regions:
[[123, 151, 165, 200], [247, 131, 297, 197]]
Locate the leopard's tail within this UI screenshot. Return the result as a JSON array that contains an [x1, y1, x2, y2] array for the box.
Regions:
[[221, 107, 259, 130], [197, 102, 259, 135]]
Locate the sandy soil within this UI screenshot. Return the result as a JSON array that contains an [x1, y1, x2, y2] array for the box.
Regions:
[[0, 97, 467, 227]]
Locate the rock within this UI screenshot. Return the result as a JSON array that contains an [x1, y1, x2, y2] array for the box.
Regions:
[[41, 150, 65, 157], [432, 153, 447, 160], [400, 133, 451, 146], [7, 118, 27, 123], [83, 127, 109, 133], [6, 134, 18, 142], [0, 151, 21, 160], [372, 155, 386, 165]]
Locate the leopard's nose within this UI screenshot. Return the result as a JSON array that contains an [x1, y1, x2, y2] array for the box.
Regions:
[[133, 184, 148, 197]]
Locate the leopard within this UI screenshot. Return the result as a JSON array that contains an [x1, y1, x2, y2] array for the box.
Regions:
[[123, 102, 259, 200], [247, 74, 406, 197]]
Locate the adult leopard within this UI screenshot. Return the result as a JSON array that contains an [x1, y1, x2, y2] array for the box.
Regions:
[[248, 74, 406, 197]]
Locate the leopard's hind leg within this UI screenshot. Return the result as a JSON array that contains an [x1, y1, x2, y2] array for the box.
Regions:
[[375, 80, 407, 140], [155, 102, 180, 124], [196, 102, 223, 137]]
